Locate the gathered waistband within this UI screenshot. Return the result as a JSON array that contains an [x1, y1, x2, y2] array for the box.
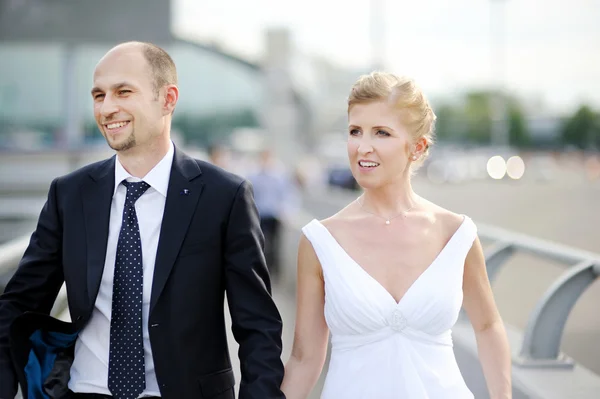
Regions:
[[331, 326, 453, 351]]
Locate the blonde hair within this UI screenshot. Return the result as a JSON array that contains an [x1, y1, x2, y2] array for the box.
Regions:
[[347, 71, 436, 162]]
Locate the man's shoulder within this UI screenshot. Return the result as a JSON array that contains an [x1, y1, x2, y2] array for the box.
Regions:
[[190, 157, 246, 189], [55, 157, 115, 186]]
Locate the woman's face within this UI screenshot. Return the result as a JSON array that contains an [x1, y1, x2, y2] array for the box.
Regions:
[[347, 100, 415, 190]]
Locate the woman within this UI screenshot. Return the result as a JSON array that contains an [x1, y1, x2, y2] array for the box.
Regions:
[[281, 72, 512, 398]]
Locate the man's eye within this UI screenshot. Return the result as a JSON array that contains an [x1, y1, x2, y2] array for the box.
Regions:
[[118, 90, 131, 95]]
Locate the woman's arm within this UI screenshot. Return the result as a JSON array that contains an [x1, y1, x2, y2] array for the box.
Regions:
[[281, 234, 329, 399], [462, 237, 512, 399]]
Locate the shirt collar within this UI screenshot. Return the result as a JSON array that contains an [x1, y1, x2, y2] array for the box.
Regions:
[[113, 141, 174, 198]]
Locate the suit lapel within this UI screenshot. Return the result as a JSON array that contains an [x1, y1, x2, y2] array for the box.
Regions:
[[82, 157, 115, 308], [150, 148, 204, 313]]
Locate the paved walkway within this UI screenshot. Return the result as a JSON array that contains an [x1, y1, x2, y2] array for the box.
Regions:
[[225, 283, 326, 398], [225, 285, 326, 399]]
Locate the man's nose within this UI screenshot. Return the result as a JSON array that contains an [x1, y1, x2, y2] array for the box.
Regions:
[[99, 96, 119, 118]]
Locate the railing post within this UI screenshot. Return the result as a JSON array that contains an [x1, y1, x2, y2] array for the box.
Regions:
[[0, 235, 30, 293], [514, 260, 599, 368], [484, 241, 515, 282]]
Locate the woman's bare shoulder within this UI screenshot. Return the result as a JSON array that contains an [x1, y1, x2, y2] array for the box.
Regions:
[[418, 197, 466, 234], [318, 197, 362, 229]]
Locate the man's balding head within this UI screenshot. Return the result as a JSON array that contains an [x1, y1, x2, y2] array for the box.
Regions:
[[101, 41, 177, 95]]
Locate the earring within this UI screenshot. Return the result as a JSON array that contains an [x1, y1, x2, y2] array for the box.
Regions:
[[412, 155, 418, 161]]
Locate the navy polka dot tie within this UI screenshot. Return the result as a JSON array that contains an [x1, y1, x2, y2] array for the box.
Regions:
[[108, 180, 150, 399]]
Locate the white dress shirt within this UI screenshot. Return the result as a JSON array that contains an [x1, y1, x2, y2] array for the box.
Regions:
[[69, 142, 174, 397]]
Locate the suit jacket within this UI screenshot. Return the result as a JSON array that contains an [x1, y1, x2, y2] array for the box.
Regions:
[[0, 147, 286, 399]]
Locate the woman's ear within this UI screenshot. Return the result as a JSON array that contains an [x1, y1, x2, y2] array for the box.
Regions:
[[410, 137, 428, 161]]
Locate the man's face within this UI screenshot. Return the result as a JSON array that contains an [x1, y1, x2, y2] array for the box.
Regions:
[[91, 47, 165, 152]]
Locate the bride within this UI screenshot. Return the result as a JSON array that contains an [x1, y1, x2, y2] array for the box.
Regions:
[[280, 72, 512, 398]]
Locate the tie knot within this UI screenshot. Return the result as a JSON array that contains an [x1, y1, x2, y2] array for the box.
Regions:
[[122, 180, 150, 204]]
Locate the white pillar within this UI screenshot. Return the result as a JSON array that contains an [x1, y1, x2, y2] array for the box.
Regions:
[[261, 28, 299, 164], [490, 0, 509, 147], [369, 0, 386, 71], [62, 44, 81, 150]]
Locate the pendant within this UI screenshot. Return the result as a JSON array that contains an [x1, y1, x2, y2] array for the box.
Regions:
[[385, 220, 391, 225]]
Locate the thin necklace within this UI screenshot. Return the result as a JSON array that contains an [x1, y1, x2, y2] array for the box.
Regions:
[[356, 196, 417, 225]]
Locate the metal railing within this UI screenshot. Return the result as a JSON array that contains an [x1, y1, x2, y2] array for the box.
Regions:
[[477, 223, 600, 369], [0, 234, 68, 318], [0, 235, 31, 292]]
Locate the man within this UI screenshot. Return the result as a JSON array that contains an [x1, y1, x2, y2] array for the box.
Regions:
[[0, 42, 285, 399]]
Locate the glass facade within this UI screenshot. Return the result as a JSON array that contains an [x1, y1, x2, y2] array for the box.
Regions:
[[0, 40, 265, 149]]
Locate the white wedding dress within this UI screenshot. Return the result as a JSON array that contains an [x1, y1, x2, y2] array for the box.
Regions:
[[301, 216, 477, 399]]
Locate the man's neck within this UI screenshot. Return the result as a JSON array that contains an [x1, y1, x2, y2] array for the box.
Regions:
[[117, 138, 171, 178]]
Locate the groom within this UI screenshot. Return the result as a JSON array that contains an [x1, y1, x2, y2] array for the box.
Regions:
[[0, 41, 285, 399]]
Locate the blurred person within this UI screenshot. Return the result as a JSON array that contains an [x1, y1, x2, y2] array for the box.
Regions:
[[0, 42, 285, 399], [281, 72, 512, 398], [207, 142, 232, 170], [295, 154, 327, 192], [248, 148, 300, 279], [585, 153, 600, 180]]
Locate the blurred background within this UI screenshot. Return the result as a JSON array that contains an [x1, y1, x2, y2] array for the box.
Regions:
[[0, 0, 599, 397]]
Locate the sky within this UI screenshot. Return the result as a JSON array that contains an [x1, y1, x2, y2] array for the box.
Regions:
[[173, 0, 600, 113]]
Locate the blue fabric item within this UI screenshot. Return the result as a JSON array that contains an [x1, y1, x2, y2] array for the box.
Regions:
[[25, 329, 78, 399]]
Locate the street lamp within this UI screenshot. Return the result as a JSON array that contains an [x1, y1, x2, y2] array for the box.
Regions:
[[490, 0, 509, 147]]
